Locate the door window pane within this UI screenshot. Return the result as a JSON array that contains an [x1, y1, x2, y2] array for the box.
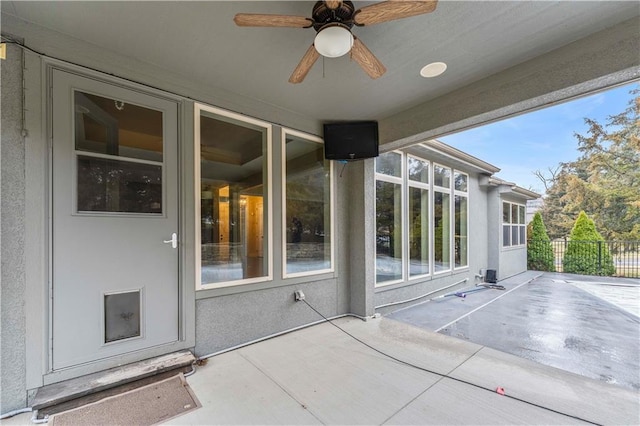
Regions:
[[376, 180, 402, 283], [455, 195, 468, 268], [77, 156, 162, 213], [409, 187, 429, 276], [75, 91, 163, 162], [284, 134, 331, 275], [434, 191, 451, 272], [199, 110, 269, 285]]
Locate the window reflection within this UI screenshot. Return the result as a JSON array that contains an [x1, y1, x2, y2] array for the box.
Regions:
[[376, 180, 403, 283], [199, 110, 269, 285], [284, 135, 332, 275]]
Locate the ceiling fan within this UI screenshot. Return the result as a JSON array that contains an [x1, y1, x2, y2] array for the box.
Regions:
[[234, 0, 438, 84]]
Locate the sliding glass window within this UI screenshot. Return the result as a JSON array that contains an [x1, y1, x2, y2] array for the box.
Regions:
[[282, 129, 333, 277], [375, 152, 403, 285], [195, 104, 272, 289]]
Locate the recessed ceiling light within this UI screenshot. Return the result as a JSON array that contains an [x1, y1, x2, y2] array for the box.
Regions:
[[420, 62, 447, 78]]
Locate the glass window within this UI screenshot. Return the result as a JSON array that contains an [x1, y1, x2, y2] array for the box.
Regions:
[[197, 106, 271, 288], [409, 187, 429, 276], [503, 225, 511, 246], [376, 152, 402, 177], [454, 171, 468, 192], [283, 132, 332, 276], [434, 191, 451, 272], [408, 157, 429, 184], [455, 195, 468, 268], [434, 164, 451, 188], [503, 202, 510, 223], [376, 180, 403, 283], [502, 201, 526, 247]]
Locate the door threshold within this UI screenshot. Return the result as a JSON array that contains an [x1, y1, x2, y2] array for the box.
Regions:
[[31, 350, 195, 412]]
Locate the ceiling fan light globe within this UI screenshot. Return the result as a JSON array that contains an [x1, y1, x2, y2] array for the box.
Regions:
[[314, 26, 354, 58]]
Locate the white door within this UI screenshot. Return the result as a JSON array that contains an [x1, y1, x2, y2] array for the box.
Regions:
[[51, 70, 179, 370]]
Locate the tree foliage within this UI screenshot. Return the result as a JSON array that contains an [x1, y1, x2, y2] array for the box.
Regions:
[[527, 212, 555, 271], [538, 87, 640, 240], [562, 211, 615, 275]]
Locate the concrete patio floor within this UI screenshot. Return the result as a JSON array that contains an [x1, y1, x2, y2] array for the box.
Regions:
[[171, 315, 637, 425], [3, 313, 639, 425]]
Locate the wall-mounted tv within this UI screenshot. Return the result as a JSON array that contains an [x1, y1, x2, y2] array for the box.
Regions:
[[323, 121, 379, 161]]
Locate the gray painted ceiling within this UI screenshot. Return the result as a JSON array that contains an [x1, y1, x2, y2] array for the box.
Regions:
[[3, 1, 638, 122]]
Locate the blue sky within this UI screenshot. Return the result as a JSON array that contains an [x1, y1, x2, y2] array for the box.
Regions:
[[440, 82, 638, 195]]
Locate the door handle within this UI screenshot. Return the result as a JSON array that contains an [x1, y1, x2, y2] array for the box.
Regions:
[[163, 233, 178, 249]]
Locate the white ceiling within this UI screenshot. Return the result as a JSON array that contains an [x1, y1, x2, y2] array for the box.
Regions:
[[2, 1, 638, 123]]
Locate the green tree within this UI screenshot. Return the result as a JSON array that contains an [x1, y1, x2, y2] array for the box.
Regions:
[[538, 87, 640, 240], [562, 211, 615, 275], [527, 212, 555, 271]]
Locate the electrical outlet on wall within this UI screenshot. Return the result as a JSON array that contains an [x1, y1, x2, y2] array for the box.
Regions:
[[294, 290, 305, 301]]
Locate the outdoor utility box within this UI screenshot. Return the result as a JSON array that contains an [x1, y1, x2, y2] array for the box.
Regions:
[[486, 269, 497, 283]]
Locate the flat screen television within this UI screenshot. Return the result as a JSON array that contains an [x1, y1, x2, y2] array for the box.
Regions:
[[323, 121, 379, 161]]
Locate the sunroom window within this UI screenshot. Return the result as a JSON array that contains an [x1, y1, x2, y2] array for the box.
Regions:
[[454, 171, 468, 268], [375, 152, 403, 284], [195, 104, 272, 289], [433, 164, 451, 273], [408, 156, 429, 277]]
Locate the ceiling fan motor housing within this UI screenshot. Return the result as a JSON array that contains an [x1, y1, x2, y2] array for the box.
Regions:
[[312, 1, 355, 32]]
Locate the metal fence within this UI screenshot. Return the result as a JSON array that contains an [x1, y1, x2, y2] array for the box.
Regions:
[[527, 239, 640, 278]]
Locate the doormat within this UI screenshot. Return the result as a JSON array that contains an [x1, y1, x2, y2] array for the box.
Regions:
[[49, 374, 200, 425]]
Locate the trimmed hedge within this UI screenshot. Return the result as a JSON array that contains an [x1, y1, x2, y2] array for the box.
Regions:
[[562, 211, 615, 276], [527, 212, 555, 271]]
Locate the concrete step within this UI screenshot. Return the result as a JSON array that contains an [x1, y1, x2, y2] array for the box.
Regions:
[[31, 350, 195, 412]]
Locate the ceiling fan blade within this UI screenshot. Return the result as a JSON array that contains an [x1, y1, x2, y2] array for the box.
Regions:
[[350, 38, 386, 79], [353, 1, 437, 26], [234, 13, 312, 28], [289, 44, 321, 84]]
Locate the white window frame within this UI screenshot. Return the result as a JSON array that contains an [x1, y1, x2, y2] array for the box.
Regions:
[[375, 151, 405, 287], [432, 162, 453, 275], [194, 103, 273, 290], [281, 128, 334, 279], [502, 201, 526, 248]]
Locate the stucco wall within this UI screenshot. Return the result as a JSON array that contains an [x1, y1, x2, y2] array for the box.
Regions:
[[499, 248, 528, 281], [0, 43, 27, 413]]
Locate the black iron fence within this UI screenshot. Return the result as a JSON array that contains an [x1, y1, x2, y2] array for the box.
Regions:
[[527, 239, 640, 278]]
